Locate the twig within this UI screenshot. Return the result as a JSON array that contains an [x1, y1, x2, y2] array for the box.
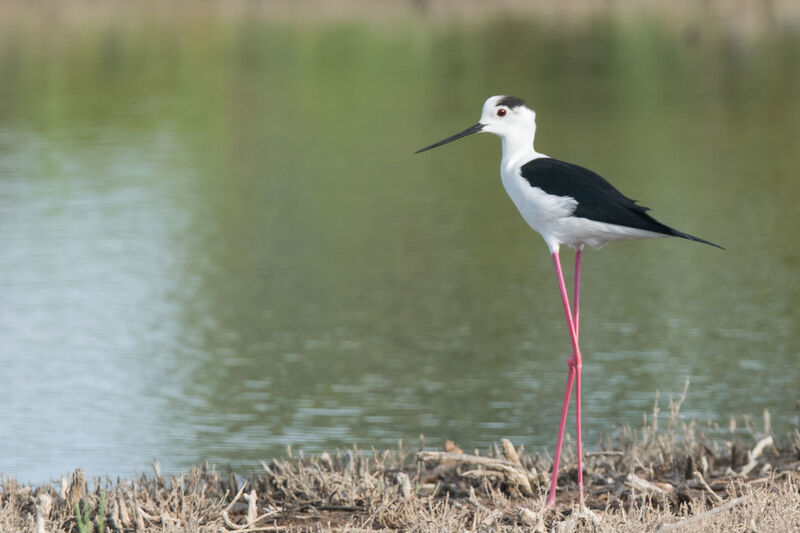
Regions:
[[117, 494, 131, 528], [585, 451, 625, 457], [693, 471, 723, 504], [655, 495, 749, 533], [221, 511, 241, 530], [152, 460, 162, 483], [737, 436, 773, 477], [396, 472, 412, 499], [224, 481, 248, 513], [468, 486, 489, 512], [222, 482, 283, 531], [244, 489, 258, 524], [517, 506, 545, 531], [35, 493, 52, 533], [133, 503, 145, 531], [626, 474, 673, 496], [417, 451, 532, 495], [417, 450, 517, 468], [461, 469, 501, 480], [108, 498, 124, 533], [501, 439, 522, 465], [480, 508, 503, 528], [222, 509, 281, 531], [136, 505, 163, 522]]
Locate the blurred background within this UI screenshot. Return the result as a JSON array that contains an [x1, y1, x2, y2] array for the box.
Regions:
[[0, 0, 798, 483]]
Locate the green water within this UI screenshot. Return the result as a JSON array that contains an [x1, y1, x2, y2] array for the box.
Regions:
[[0, 13, 798, 482]]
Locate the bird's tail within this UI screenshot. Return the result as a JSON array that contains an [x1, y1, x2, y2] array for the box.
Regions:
[[670, 228, 725, 250]]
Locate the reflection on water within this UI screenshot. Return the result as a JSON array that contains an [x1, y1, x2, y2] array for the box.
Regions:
[[0, 13, 798, 482]]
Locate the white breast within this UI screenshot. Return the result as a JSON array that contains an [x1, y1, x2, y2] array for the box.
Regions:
[[500, 160, 576, 250]]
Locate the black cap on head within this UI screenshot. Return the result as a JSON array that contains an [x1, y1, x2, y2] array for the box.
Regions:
[[496, 96, 526, 109]]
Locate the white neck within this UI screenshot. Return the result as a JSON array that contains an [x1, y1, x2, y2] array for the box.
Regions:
[[500, 129, 539, 171]]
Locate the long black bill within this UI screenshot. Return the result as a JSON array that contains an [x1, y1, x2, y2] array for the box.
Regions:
[[415, 123, 484, 154]]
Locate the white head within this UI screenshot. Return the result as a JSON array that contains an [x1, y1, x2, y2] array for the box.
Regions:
[[479, 95, 536, 138], [416, 95, 537, 154]]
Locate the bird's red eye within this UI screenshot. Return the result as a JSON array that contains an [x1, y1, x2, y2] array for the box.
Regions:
[[497, 108, 507, 117]]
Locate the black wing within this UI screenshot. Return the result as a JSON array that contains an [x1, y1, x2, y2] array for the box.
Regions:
[[520, 158, 723, 248]]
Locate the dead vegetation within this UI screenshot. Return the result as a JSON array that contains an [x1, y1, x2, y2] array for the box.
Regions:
[[2, 386, 799, 532]]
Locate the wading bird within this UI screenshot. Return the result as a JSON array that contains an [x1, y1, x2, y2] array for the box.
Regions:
[[416, 96, 721, 507]]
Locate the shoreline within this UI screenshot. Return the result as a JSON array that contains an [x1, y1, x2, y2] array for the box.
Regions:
[[3, 409, 798, 532]]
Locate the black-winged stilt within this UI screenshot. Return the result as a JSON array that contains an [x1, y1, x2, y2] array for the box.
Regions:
[[416, 95, 722, 507]]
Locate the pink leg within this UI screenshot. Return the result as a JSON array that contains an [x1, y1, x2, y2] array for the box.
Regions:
[[573, 249, 581, 341], [573, 249, 584, 506], [546, 249, 583, 508], [546, 354, 575, 507]]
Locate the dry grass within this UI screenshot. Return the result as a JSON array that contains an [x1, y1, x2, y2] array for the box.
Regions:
[[2, 388, 799, 532]]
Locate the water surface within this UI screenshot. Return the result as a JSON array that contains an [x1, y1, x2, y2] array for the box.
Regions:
[[0, 13, 798, 482]]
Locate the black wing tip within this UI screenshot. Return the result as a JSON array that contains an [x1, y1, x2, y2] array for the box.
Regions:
[[675, 231, 725, 250]]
